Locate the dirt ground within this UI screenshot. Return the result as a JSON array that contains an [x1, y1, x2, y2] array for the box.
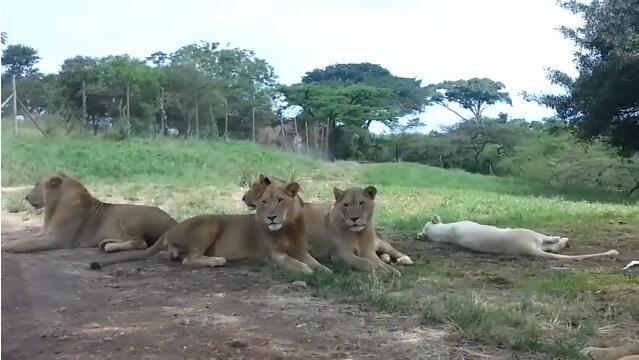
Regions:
[[2, 217, 537, 360]]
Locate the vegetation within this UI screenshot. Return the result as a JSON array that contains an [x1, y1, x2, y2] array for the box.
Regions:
[[526, 0, 639, 157], [2, 135, 637, 359]]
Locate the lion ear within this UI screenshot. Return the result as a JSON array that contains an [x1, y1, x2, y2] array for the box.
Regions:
[[47, 176, 63, 188], [285, 182, 300, 197], [432, 215, 442, 224], [363, 186, 377, 200], [333, 187, 345, 201], [258, 174, 272, 186]]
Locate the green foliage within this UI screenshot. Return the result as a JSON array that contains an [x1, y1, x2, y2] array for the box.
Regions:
[[301, 62, 426, 124], [526, 0, 639, 156], [425, 78, 512, 120], [1, 44, 41, 79]]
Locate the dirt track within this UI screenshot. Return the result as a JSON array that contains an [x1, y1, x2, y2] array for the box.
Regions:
[[1, 224, 482, 360]]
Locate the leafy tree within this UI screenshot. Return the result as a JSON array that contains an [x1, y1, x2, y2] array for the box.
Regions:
[[524, 0, 639, 156], [301, 63, 425, 128], [2, 44, 41, 79], [425, 78, 512, 121]]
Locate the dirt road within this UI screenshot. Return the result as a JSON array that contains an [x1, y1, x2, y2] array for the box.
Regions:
[[1, 225, 476, 360]]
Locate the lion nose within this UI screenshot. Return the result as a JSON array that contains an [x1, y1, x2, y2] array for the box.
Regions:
[[241, 195, 246, 201], [350, 217, 359, 222], [267, 215, 277, 222]]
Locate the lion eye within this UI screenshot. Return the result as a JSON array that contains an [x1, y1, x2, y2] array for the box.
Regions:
[[358, 201, 364, 207], [261, 200, 267, 205], [343, 203, 350, 208], [277, 198, 283, 204]]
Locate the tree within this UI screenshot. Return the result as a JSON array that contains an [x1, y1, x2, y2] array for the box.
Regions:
[[2, 44, 41, 79], [301, 63, 426, 128], [524, 0, 639, 156], [425, 78, 512, 121]]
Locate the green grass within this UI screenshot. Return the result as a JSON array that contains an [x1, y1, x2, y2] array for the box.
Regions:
[[3, 134, 638, 359]]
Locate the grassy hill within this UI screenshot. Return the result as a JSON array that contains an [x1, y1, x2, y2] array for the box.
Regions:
[[2, 134, 638, 359]]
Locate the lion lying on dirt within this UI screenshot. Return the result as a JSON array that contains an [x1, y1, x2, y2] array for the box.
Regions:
[[324, 186, 406, 276], [1, 172, 177, 254], [90, 177, 329, 274], [416, 215, 619, 260], [242, 176, 413, 266], [581, 342, 639, 360]]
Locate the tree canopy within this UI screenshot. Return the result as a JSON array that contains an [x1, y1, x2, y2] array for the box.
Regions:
[[2, 44, 41, 79], [424, 78, 512, 121], [525, 0, 639, 156]]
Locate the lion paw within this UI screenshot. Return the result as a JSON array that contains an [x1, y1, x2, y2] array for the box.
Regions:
[[209, 257, 227, 267], [99, 239, 117, 250], [379, 253, 391, 263], [103, 243, 121, 253], [397, 255, 414, 265], [579, 347, 604, 359]]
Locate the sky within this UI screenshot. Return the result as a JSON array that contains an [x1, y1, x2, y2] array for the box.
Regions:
[[1, 0, 582, 133]]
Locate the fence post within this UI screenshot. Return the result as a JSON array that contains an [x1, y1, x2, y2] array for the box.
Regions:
[[252, 107, 256, 142], [224, 98, 229, 141], [305, 121, 310, 156], [12, 74, 17, 134], [82, 80, 87, 127]]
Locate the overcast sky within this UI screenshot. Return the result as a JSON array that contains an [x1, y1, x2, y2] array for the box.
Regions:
[[1, 0, 582, 132]]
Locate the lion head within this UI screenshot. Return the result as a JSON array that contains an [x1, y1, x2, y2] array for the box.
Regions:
[[255, 175, 302, 232], [25, 172, 83, 209], [416, 215, 442, 240], [242, 175, 287, 212], [332, 186, 377, 232]]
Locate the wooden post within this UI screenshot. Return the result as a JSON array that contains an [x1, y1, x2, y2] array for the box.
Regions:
[[17, 98, 47, 138], [12, 74, 18, 135], [439, 154, 444, 168], [304, 121, 310, 156], [224, 98, 228, 141], [126, 82, 130, 126], [252, 106, 256, 142], [159, 87, 166, 135], [395, 143, 399, 163], [195, 92, 199, 138], [325, 118, 330, 159], [279, 115, 285, 150], [82, 80, 87, 127]]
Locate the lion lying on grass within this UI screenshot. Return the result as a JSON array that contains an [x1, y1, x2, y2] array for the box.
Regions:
[[1, 172, 177, 254], [90, 177, 329, 274], [581, 342, 639, 360], [242, 176, 413, 267], [416, 215, 619, 260]]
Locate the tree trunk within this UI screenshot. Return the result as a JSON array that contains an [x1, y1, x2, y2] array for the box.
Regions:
[[82, 80, 87, 129], [305, 121, 310, 155], [279, 115, 285, 150], [126, 82, 130, 134]]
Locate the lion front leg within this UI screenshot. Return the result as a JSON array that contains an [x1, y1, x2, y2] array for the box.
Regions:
[[271, 251, 313, 274], [296, 251, 332, 273], [2, 235, 64, 253], [100, 238, 148, 253]]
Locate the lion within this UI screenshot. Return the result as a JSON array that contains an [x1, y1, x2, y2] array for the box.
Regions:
[[242, 176, 413, 266], [1, 172, 177, 254], [324, 186, 405, 276], [581, 342, 639, 360], [89, 177, 330, 274], [416, 215, 619, 260]]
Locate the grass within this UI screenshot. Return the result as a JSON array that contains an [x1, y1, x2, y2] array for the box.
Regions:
[[2, 134, 639, 359]]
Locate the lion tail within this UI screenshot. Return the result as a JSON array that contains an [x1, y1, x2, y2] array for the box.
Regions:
[[89, 232, 168, 270]]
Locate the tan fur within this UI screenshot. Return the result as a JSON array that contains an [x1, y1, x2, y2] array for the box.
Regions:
[[242, 177, 413, 266], [581, 342, 639, 360], [90, 177, 329, 274], [325, 186, 403, 276], [1, 172, 177, 254]]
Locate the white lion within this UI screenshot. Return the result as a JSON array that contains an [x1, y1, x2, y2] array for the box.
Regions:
[[416, 215, 619, 260]]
